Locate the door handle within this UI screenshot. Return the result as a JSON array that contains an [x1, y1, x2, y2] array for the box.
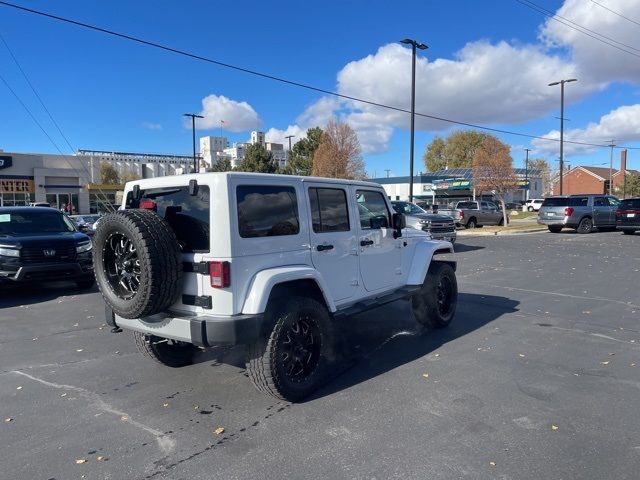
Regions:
[[316, 244, 334, 252], [360, 239, 374, 246]]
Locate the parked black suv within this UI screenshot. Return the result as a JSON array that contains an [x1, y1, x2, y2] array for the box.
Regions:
[[0, 207, 95, 288], [616, 198, 640, 235]]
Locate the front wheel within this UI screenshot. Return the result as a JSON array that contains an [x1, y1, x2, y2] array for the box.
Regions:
[[246, 297, 333, 402], [577, 217, 593, 234], [528, 206, 534, 212], [466, 218, 477, 229], [412, 262, 458, 329]]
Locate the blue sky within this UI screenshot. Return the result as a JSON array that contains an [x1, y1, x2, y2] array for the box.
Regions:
[[1, 0, 639, 177]]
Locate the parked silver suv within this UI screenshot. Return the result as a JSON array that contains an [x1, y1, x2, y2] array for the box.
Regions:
[[537, 194, 620, 233]]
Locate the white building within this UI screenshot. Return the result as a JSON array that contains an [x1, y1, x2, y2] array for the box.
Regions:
[[202, 131, 288, 170], [0, 148, 191, 214]]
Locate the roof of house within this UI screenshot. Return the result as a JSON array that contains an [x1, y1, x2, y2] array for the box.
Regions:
[[579, 166, 616, 180]]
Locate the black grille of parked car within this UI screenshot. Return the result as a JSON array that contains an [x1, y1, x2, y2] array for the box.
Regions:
[[424, 223, 456, 234], [20, 244, 77, 263]]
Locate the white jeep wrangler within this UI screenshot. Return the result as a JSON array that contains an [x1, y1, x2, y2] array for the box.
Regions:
[[94, 172, 457, 401]]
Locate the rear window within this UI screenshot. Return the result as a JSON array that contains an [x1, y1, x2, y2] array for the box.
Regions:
[[568, 197, 589, 207], [541, 197, 568, 207], [126, 186, 210, 252], [237, 185, 299, 238], [457, 202, 476, 209], [621, 198, 640, 208]]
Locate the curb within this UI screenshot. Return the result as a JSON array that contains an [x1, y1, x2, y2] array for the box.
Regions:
[[457, 228, 548, 237]]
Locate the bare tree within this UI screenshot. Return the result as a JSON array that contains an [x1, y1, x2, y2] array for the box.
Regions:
[[311, 120, 366, 180], [472, 136, 518, 225]]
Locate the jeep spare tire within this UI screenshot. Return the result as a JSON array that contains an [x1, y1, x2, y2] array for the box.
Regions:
[[93, 210, 183, 319]]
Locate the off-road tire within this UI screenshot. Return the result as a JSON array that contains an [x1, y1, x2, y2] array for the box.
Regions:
[[466, 218, 477, 229], [75, 278, 95, 289], [133, 332, 196, 368], [93, 210, 182, 319], [577, 217, 593, 234], [548, 226, 562, 233], [246, 296, 333, 402], [412, 262, 457, 329]]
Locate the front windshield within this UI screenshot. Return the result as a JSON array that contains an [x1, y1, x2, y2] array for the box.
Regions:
[[0, 211, 76, 236], [393, 202, 426, 215]]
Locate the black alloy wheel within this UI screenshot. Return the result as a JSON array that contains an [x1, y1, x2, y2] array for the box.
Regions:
[[103, 232, 141, 299], [435, 274, 455, 318], [279, 315, 322, 383]]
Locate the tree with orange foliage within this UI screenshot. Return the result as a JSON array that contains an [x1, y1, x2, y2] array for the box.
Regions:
[[472, 136, 518, 225], [311, 120, 366, 180]]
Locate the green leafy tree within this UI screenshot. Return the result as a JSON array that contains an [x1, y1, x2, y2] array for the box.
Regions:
[[616, 172, 640, 197], [208, 157, 233, 172], [237, 144, 277, 173], [423, 130, 488, 172], [284, 127, 323, 175], [100, 162, 120, 184]]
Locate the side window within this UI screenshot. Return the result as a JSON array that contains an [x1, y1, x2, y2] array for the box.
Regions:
[[487, 202, 498, 210], [126, 186, 210, 252], [569, 197, 588, 207], [356, 190, 390, 229], [607, 197, 620, 206], [481, 202, 489, 209], [237, 185, 299, 238], [309, 188, 350, 233], [594, 197, 606, 207]]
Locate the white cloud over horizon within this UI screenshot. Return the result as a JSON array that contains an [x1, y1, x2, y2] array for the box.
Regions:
[[195, 94, 261, 132], [142, 121, 162, 131]]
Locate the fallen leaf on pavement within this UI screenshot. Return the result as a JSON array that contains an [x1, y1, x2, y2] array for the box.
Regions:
[[75, 459, 86, 464], [214, 427, 225, 435], [16, 386, 22, 390], [489, 461, 496, 467], [422, 373, 429, 379], [97, 456, 107, 461], [73, 323, 79, 327], [631, 363, 636, 367], [434, 353, 440, 357], [551, 425, 559, 431], [61, 393, 67, 397], [582, 311, 591, 314], [518, 353, 525, 358], [601, 361, 610, 365], [5, 418, 13, 422], [120, 416, 128, 422], [76, 349, 84, 352], [163, 403, 169, 407]]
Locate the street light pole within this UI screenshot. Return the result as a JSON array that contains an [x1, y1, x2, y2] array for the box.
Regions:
[[400, 38, 428, 203], [184, 113, 204, 173], [524, 148, 531, 201], [548, 78, 577, 195]]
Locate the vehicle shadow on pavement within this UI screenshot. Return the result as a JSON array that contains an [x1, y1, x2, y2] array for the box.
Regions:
[[453, 243, 485, 253], [0, 280, 97, 309], [309, 292, 519, 401]]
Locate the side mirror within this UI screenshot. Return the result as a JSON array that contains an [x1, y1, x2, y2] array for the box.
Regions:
[[369, 216, 388, 229], [392, 213, 405, 239]]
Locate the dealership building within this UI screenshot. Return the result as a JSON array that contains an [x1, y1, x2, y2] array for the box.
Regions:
[[0, 149, 193, 214], [371, 168, 544, 204]]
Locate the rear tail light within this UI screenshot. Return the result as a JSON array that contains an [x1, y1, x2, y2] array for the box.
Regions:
[[459, 210, 464, 219], [616, 210, 622, 218], [564, 207, 574, 217], [209, 261, 230, 288], [139, 200, 157, 211]]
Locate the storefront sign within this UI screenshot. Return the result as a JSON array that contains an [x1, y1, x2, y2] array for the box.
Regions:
[[0, 179, 35, 193], [0, 156, 12, 170], [432, 178, 472, 190]]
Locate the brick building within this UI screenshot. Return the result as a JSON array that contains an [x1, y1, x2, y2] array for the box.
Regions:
[[552, 150, 637, 195]]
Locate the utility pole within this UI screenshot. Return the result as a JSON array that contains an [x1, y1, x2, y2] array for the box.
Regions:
[[548, 78, 577, 195], [524, 148, 531, 201], [400, 38, 428, 203], [385, 169, 391, 178], [608, 140, 616, 195], [184, 113, 203, 173]]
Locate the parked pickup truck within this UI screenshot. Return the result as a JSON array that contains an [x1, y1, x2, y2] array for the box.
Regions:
[[450, 201, 506, 229]]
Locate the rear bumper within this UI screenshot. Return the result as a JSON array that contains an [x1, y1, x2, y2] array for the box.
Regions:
[[110, 310, 263, 347], [0, 262, 94, 282], [537, 218, 574, 227]]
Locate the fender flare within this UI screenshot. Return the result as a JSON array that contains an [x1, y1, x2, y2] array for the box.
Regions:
[[241, 266, 336, 314], [406, 240, 455, 286]]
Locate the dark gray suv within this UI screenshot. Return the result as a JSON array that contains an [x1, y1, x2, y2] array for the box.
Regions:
[[537, 195, 620, 233]]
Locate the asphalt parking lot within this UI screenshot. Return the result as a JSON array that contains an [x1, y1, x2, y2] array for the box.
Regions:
[[2, 230, 640, 480]]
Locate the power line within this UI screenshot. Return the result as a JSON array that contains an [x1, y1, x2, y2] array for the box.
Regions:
[[0, 32, 115, 210], [591, 0, 640, 28], [515, 0, 640, 57], [0, 0, 638, 152]]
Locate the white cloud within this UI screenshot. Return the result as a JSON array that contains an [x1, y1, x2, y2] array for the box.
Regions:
[[195, 94, 261, 132], [540, 0, 640, 85], [533, 104, 640, 156], [142, 121, 162, 130]]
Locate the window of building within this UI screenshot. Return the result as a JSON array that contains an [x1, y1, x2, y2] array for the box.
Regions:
[[356, 190, 390, 229], [126, 186, 210, 252], [309, 188, 350, 233], [237, 185, 299, 238], [89, 192, 118, 213], [0, 193, 34, 207]]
